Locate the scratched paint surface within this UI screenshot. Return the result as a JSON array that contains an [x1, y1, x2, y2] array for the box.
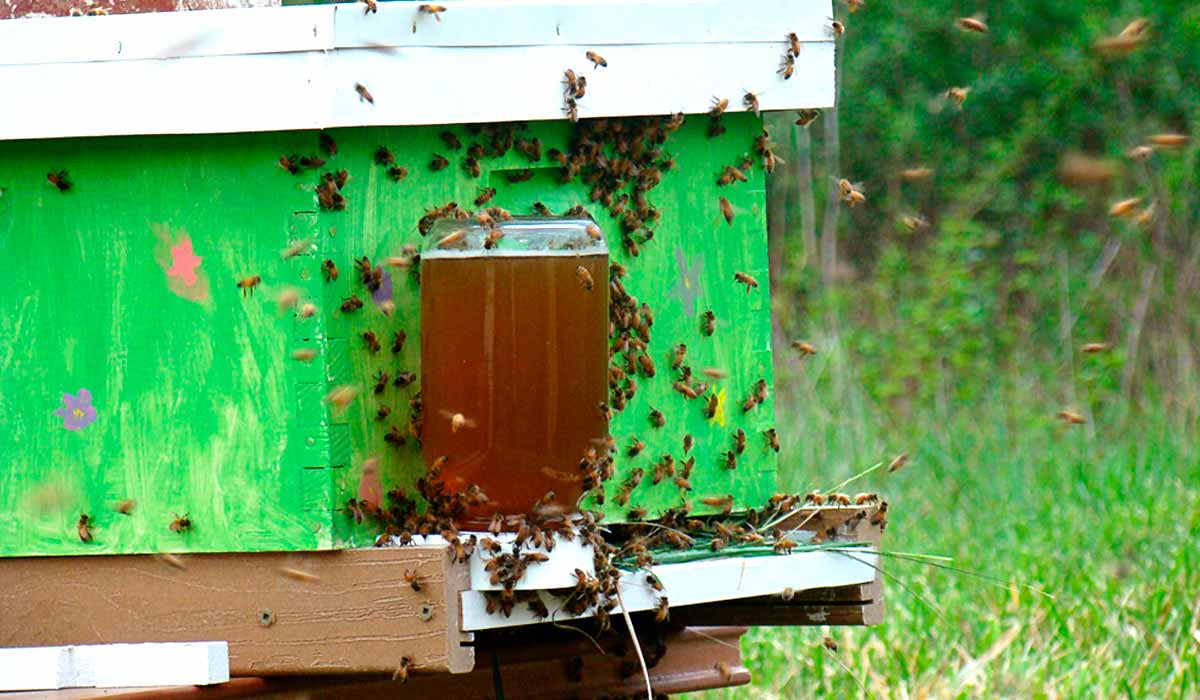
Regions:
[[0, 113, 774, 556]]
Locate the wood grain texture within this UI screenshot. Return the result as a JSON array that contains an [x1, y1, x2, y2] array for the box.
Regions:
[[0, 547, 474, 675]]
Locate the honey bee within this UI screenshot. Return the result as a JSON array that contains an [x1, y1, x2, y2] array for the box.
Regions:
[[362, 330, 381, 354], [719, 196, 735, 224], [764, 428, 780, 452], [830, 20, 845, 37], [280, 566, 320, 582], [701, 494, 734, 514], [791, 340, 817, 355], [371, 369, 390, 395], [628, 506, 647, 521], [741, 396, 758, 412], [628, 439, 646, 457], [1149, 133, 1189, 149], [532, 201, 553, 216], [956, 16, 987, 33], [671, 344, 687, 370], [484, 229, 505, 250], [654, 597, 670, 623], [388, 166, 409, 182], [488, 513, 504, 536], [787, 31, 802, 56], [440, 131, 462, 150], [560, 265, 590, 292], [375, 405, 391, 421], [47, 170, 72, 192], [702, 393, 718, 419], [292, 348, 318, 362], [585, 224, 602, 240], [473, 187, 497, 207], [637, 353, 656, 377], [439, 410, 476, 433], [701, 310, 716, 336], [1109, 197, 1142, 217], [564, 98, 579, 122], [507, 169, 535, 183], [714, 661, 734, 683], [1081, 342, 1109, 354], [724, 450, 739, 470], [778, 53, 795, 79], [76, 513, 93, 542], [855, 492, 879, 505], [900, 167, 934, 181], [1127, 145, 1155, 160], [648, 408, 665, 428], [710, 97, 729, 118], [585, 50, 609, 68], [340, 295, 363, 312], [393, 657, 412, 683], [901, 215, 931, 233], [355, 83, 375, 104], [232, 275, 262, 298], [773, 538, 797, 555], [324, 385, 359, 409], [279, 155, 301, 175], [946, 86, 970, 107], [1058, 410, 1087, 425], [298, 155, 325, 170], [318, 132, 336, 157], [359, 0, 376, 13], [169, 513, 192, 533], [805, 491, 826, 505], [403, 569, 423, 592], [430, 154, 450, 171], [1057, 152, 1119, 186], [732, 428, 746, 455], [702, 367, 728, 381], [888, 453, 908, 473], [734, 271, 759, 292], [794, 109, 820, 128], [682, 434, 694, 455], [413, 3, 445, 31], [436, 229, 466, 249], [115, 499, 136, 515], [743, 91, 761, 117], [1119, 18, 1150, 39], [1135, 203, 1157, 228], [373, 147, 396, 167]]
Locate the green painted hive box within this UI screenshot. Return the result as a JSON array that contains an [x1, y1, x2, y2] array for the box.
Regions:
[[0, 0, 836, 557]]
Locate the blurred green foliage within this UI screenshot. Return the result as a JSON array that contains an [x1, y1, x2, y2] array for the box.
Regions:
[[768, 0, 1200, 414]]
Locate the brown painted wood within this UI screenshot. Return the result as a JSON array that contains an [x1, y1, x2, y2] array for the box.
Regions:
[[0, 548, 473, 676]]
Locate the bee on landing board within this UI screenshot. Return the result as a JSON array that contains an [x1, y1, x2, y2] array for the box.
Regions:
[[586, 51, 607, 68], [355, 83, 374, 104]]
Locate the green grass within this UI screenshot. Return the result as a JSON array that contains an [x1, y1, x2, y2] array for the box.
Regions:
[[696, 353, 1200, 699]]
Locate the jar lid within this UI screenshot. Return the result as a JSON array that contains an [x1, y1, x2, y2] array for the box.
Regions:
[[421, 216, 607, 259]]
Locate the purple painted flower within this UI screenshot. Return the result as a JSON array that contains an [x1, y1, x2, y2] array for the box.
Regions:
[[54, 388, 97, 432], [370, 266, 393, 307]]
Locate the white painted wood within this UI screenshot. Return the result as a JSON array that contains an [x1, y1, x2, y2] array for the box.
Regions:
[[0, 642, 229, 691], [460, 548, 877, 631], [0, 646, 70, 691], [0, 40, 831, 141], [0, 0, 834, 67], [466, 531, 596, 591], [334, 0, 835, 50], [0, 6, 331, 67], [326, 42, 835, 127], [0, 0, 834, 141]]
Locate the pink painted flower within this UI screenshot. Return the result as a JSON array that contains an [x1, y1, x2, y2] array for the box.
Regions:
[[54, 388, 97, 431], [166, 237, 202, 287]]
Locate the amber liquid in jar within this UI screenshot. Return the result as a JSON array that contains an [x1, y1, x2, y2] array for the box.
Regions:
[[420, 233, 609, 529]]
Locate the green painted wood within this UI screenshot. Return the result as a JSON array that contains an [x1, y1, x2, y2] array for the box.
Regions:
[[0, 112, 775, 556]]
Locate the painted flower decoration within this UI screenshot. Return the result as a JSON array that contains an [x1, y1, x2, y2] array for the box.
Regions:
[[54, 388, 97, 432]]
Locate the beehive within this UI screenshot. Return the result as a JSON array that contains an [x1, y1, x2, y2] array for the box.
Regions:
[[0, 0, 835, 557]]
